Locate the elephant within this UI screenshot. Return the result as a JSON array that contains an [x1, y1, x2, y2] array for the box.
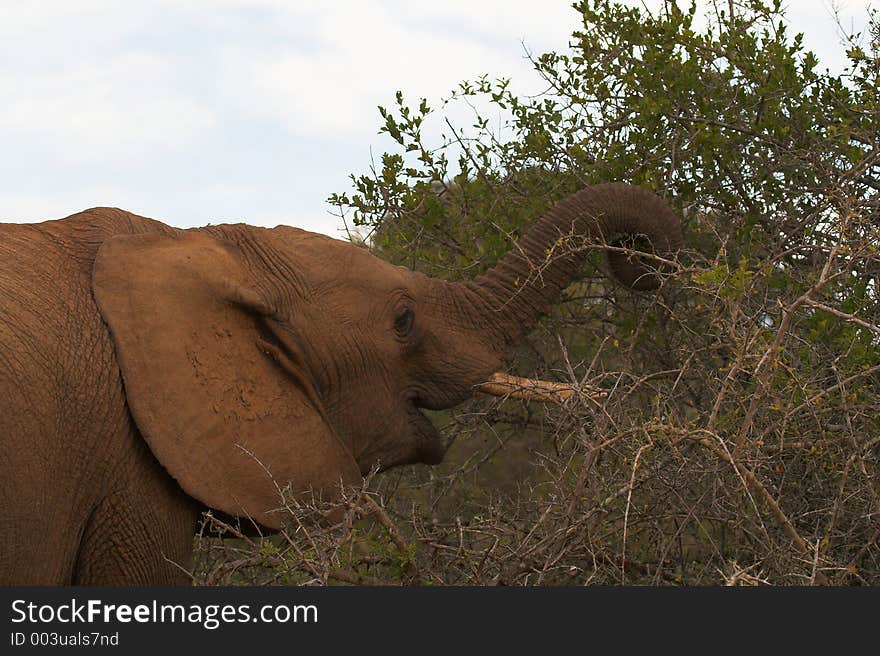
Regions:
[[0, 183, 681, 584]]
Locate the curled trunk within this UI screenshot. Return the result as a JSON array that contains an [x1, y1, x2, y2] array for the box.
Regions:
[[458, 182, 682, 354]]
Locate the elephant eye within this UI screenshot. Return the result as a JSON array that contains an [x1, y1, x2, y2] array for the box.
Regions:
[[394, 307, 414, 338]]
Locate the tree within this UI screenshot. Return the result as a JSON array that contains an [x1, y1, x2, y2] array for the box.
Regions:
[[200, 0, 879, 585]]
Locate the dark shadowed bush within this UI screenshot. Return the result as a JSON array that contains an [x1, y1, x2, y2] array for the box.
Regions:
[[193, 0, 879, 585]]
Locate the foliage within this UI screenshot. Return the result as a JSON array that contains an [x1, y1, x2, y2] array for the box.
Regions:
[[198, 0, 879, 585]]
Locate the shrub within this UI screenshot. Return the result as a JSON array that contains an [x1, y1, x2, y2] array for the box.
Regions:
[[194, 0, 879, 585]]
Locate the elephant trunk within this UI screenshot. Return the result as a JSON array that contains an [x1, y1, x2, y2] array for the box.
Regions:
[[454, 183, 682, 359]]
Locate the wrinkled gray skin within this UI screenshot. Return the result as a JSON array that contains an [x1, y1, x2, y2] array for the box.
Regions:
[[0, 183, 681, 584]]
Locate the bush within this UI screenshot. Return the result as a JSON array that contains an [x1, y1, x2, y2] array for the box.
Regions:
[[194, 0, 879, 585]]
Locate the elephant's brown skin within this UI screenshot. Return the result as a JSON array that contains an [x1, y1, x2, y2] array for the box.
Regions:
[[0, 183, 681, 585]]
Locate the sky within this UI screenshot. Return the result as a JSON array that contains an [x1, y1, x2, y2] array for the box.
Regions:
[[1, 0, 875, 239]]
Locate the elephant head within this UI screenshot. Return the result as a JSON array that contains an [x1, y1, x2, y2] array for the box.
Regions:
[[92, 182, 681, 529]]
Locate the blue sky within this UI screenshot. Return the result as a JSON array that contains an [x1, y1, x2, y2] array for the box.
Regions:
[[1, 0, 875, 238]]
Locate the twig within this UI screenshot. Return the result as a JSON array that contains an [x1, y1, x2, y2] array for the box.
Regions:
[[477, 372, 605, 404]]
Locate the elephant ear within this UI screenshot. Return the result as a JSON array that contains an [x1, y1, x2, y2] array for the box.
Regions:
[[92, 230, 360, 530]]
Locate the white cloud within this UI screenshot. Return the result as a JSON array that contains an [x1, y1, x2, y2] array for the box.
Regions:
[[0, 1, 875, 235], [0, 53, 215, 159], [0, 188, 147, 223], [218, 2, 569, 138]]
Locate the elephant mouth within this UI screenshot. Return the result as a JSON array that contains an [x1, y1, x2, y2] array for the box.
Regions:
[[407, 397, 446, 465]]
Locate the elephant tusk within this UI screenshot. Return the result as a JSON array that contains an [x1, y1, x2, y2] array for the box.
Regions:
[[477, 372, 606, 405]]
